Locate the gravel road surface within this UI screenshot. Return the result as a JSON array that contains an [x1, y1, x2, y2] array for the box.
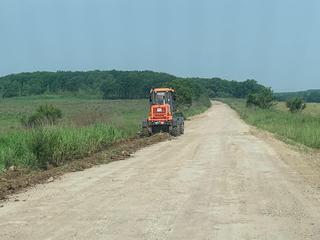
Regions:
[[1, 102, 320, 240]]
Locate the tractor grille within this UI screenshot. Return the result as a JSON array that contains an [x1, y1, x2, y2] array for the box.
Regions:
[[152, 106, 167, 119]]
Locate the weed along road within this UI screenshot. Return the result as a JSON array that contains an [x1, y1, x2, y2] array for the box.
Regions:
[[1, 102, 320, 240]]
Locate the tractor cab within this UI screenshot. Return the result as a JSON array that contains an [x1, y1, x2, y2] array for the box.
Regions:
[[150, 88, 175, 107], [148, 88, 175, 122]]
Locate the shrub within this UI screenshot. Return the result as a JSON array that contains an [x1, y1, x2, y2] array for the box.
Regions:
[[21, 104, 62, 128], [286, 98, 306, 113], [247, 88, 274, 109]]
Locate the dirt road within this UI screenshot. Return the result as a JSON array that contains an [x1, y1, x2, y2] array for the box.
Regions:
[[1, 102, 320, 240]]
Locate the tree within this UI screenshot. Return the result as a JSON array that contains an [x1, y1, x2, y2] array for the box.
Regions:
[[0, 70, 269, 100], [286, 98, 306, 113], [100, 78, 119, 99], [168, 79, 194, 107], [247, 88, 274, 109]]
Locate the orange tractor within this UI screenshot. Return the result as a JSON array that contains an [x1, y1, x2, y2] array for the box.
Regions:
[[142, 88, 184, 136]]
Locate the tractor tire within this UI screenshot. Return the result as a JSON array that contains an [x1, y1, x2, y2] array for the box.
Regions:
[[180, 124, 184, 134], [170, 126, 180, 137], [141, 127, 150, 137]]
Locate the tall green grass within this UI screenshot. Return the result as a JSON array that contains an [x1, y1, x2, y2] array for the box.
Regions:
[[0, 124, 123, 170], [221, 98, 320, 149]]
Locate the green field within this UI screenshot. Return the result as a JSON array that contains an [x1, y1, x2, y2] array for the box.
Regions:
[[0, 95, 210, 170], [0, 96, 150, 170], [220, 98, 320, 149], [0, 96, 149, 135]]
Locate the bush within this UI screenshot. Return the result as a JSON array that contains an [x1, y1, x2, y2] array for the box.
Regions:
[[286, 98, 306, 113], [247, 88, 274, 109], [21, 104, 62, 128]]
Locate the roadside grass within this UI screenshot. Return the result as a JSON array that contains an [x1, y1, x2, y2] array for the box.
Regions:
[[184, 95, 212, 118], [0, 124, 123, 170], [220, 98, 320, 149], [0, 95, 211, 170]]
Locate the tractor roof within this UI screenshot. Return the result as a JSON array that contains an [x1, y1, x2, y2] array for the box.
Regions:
[[151, 88, 175, 93]]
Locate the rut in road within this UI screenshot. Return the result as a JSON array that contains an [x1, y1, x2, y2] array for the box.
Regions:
[[1, 101, 320, 240]]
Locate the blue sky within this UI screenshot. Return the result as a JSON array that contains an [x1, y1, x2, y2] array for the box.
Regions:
[[1, 0, 320, 91]]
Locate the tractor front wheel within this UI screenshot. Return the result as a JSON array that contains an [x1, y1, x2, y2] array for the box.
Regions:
[[141, 127, 150, 137], [170, 126, 180, 137], [180, 124, 184, 135]]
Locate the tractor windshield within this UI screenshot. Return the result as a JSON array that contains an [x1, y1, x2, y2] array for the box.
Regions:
[[152, 92, 172, 105], [155, 92, 166, 104]]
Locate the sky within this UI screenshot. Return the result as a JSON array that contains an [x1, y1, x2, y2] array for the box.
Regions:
[[1, 0, 320, 92]]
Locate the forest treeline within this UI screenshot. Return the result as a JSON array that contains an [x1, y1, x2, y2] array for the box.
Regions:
[[0, 70, 266, 102], [275, 90, 320, 103]]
